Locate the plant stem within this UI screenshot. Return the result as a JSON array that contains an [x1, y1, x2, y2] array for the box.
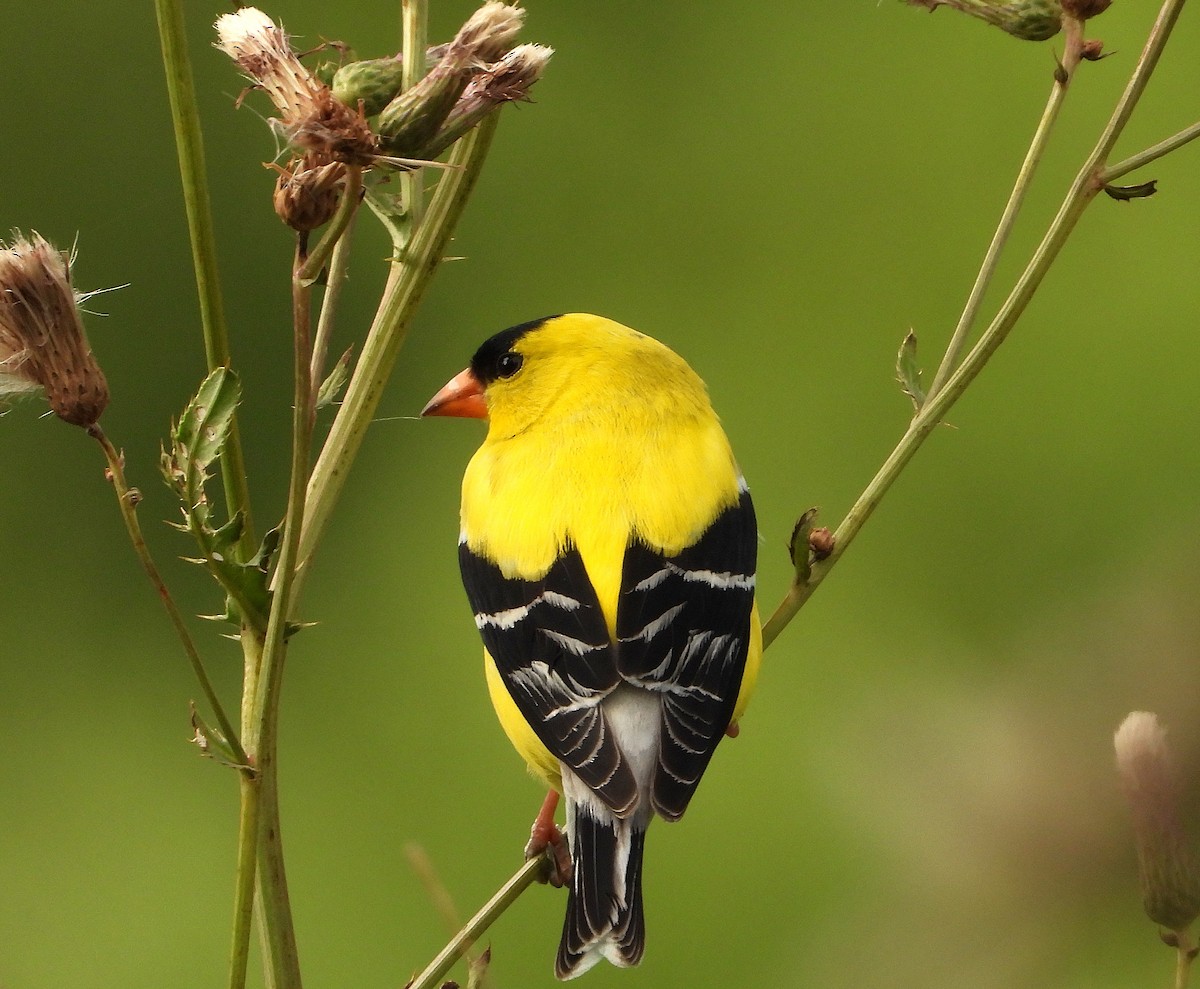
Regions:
[[295, 115, 500, 592], [926, 16, 1086, 402], [310, 219, 358, 402], [1102, 120, 1200, 184], [152, 0, 255, 560], [763, 0, 1190, 649], [88, 423, 246, 764], [243, 243, 319, 989], [1176, 935, 1196, 989], [401, 0, 429, 229], [295, 168, 365, 288], [408, 856, 550, 989], [228, 760, 261, 989]]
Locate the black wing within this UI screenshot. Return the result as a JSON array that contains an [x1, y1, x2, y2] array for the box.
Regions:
[[460, 542, 639, 816], [615, 482, 757, 821]]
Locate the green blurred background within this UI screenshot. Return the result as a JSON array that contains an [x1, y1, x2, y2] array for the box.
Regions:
[[3, 1, 1200, 986]]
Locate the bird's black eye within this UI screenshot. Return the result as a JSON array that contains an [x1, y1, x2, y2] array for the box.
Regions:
[[496, 351, 523, 379]]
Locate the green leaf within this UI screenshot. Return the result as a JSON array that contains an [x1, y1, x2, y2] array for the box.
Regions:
[[189, 703, 250, 771], [316, 347, 354, 411], [161, 371, 278, 636], [896, 330, 925, 412], [363, 184, 409, 251], [175, 367, 242, 476], [209, 525, 282, 633], [788, 508, 820, 583], [210, 510, 246, 555]]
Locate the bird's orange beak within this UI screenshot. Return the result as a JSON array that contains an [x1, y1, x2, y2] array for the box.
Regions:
[[421, 367, 488, 419]]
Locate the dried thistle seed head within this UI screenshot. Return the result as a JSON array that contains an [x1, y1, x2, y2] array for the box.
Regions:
[[0, 233, 109, 427], [454, 1, 526, 63], [417, 44, 553, 159], [272, 154, 348, 231], [905, 0, 1063, 40], [461, 43, 553, 105], [1062, 0, 1112, 19], [1114, 712, 1200, 933], [378, 2, 532, 156], [215, 7, 377, 165]]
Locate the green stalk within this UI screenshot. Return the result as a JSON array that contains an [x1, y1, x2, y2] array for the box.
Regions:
[[309, 216, 359, 401], [1176, 937, 1196, 989], [89, 424, 245, 764], [926, 16, 1086, 402], [152, 0, 255, 559], [409, 856, 550, 989], [295, 115, 500, 591], [242, 243, 319, 989], [1102, 119, 1200, 184], [295, 168, 365, 288], [401, 0, 429, 228], [763, 0, 1190, 649], [228, 735, 261, 989]]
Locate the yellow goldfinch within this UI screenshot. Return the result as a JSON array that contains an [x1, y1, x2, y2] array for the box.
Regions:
[[422, 313, 761, 979]]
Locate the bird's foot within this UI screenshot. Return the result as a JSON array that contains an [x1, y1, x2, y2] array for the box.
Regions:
[[525, 789, 572, 887]]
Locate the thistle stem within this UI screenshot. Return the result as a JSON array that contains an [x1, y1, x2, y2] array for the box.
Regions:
[[295, 115, 500, 592], [926, 16, 1085, 402], [1102, 120, 1200, 184], [228, 762, 261, 989], [88, 423, 246, 765], [310, 216, 358, 404], [1176, 936, 1195, 989], [152, 0, 255, 560], [241, 243, 319, 989], [295, 167, 364, 288], [401, 0, 429, 229], [408, 856, 550, 989], [763, 0, 1190, 649]]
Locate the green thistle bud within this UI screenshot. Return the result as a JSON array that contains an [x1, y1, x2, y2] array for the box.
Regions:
[[332, 56, 406, 117], [905, 0, 1063, 41], [377, 61, 466, 156], [1115, 712, 1200, 934]]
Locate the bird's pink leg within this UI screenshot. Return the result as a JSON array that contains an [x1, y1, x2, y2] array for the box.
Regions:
[[524, 789, 571, 887]]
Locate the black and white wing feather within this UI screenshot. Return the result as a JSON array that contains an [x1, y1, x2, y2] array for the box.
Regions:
[[616, 482, 757, 821], [459, 542, 639, 816]]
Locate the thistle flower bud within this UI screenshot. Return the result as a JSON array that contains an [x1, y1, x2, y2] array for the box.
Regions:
[[332, 56, 406, 117], [215, 8, 376, 165], [905, 0, 1063, 41], [418, 44, 554, 159], [0, 233, 109, 427], [378, 1, 528, 156], [272, 153, 348, 232], [1114, 712, 1200, 933]]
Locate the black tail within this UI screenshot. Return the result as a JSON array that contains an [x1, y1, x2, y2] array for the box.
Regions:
[[555, 802, 647, 980]]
